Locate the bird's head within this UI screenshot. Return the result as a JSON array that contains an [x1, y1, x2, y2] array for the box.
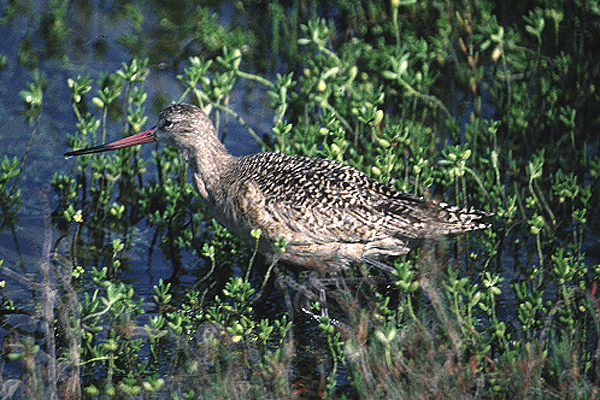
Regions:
[[153, 104, 214, 152], [64, 103, 214, 158]]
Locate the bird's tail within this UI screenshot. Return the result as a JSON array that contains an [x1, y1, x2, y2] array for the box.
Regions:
[[428, 202, 493, 236]]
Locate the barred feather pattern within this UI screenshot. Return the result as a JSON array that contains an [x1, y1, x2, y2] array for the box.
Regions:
[[157, 104, 492, 270]]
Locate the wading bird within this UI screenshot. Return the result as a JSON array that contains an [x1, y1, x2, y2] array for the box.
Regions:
[[66, 103, 491, 272]]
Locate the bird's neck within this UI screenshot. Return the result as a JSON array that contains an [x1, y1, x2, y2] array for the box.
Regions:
[[184, 139, 235, 202]]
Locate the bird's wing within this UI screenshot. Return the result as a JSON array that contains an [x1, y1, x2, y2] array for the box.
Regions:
[[233, 153, 489, 245]]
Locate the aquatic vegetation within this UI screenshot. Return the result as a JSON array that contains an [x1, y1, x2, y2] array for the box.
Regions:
[[1, 0, 600, 398]]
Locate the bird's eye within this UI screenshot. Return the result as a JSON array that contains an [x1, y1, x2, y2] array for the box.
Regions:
[[160, 119, 174, 129]]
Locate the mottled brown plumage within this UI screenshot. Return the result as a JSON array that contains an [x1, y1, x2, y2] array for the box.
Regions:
[[66, 103, 492, 271]]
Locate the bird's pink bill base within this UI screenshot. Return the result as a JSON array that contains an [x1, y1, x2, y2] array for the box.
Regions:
[[64, 128, 156, 158]]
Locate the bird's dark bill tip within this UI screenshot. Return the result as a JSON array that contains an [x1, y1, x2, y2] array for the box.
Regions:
[[64, 128, 156, 158]]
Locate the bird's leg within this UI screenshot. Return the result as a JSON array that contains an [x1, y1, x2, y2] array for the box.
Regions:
[[305, 272, 331, 318], [275, 273, 295, 327], [319, 286, 329, 319], [362, 257, 396, 278]]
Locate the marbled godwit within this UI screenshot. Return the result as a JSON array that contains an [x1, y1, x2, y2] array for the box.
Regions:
[[65, 103, 491, 271]]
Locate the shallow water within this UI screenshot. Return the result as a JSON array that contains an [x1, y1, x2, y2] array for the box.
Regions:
[[0, 1, 268, 299]]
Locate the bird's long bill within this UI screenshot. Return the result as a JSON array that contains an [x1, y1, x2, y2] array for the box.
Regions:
[[64, 128, 156, 158]]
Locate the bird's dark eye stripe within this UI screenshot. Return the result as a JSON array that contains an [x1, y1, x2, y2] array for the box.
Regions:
[[159, 119, 173, 129]]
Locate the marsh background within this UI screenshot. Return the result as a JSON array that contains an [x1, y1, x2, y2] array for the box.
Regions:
[[0, 0, 599, 398]]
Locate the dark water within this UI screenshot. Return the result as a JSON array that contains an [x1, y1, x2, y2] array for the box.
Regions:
[[0, 4, 287, 391], [0, 1, 269, 300]]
